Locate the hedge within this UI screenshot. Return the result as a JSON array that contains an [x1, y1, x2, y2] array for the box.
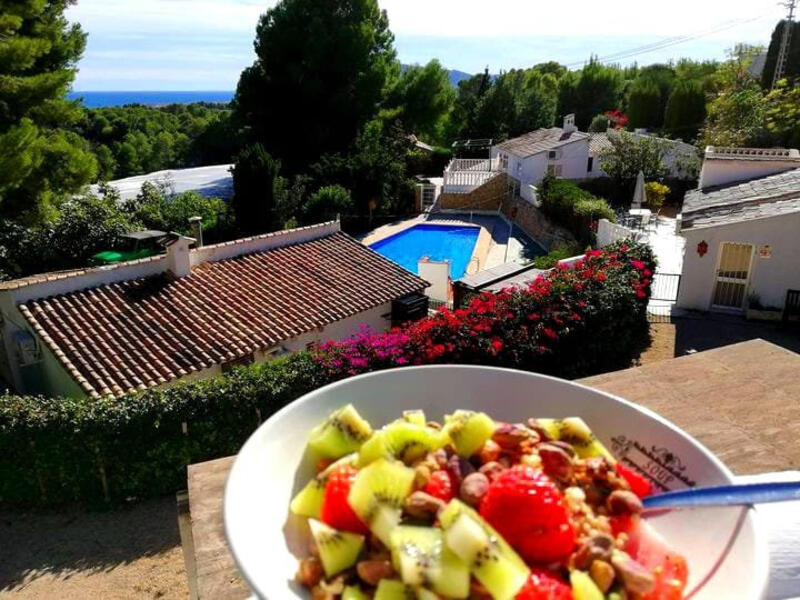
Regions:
[[0, 240, 655, 507]]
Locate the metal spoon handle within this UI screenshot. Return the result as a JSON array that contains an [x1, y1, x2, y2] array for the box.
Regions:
[[642, 481, 800, 510]]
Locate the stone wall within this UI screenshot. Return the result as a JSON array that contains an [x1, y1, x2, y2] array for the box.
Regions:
[[501, 195, 576, 251], [439, 172, 509, 211], [437, 172, 575, 251]]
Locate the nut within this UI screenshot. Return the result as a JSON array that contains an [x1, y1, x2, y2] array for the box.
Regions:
[[611, 551, 656, 595], [478, 439, 501, 464], [544, 439, 577, 458], [426, 421, 442, 430], [492, 423, 538, 450], [296, 556, 324, 588], [448, 455, 475, 485], [356, 559, 395, 586], [460, 472, 490, 507], [606, 490, 643, 515], [572, 533, 615, 570], [404, 491, 445, 520], [590, 559, 616, 593], [413, 464, 432, 489], [538, 443, 574, 481], [431, 448, 448, 468], [310, 586, 333, 600], [526, 418, 553, 441], [479, 461, 507, 481]]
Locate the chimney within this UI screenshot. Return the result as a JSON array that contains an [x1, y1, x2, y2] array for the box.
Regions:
[[563, 114, 577, 134], [188, 216, 203, 247], [164, 234, 195, 278]]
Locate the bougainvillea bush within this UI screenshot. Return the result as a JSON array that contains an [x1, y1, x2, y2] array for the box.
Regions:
[[0, 240, 655, 506], [315, 240, 656, 380]]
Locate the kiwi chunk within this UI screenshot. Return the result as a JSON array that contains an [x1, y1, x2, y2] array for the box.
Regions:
[[570, 570, 604, 600], [289, 479, 325, 518], [439, 499, 530, 600], [359, 421, 446, 466], [342, 585, 370, 600], [374, 579, 417, 600], [390, 525, 469, 599], [347, 458, 415, 545], [308, 404, 373, 459], [537, 417, 615, 462], [402, 410, 426, 427], [308, 518, 364, 577], [289, 453, 358, 518], [443, 410, 496, 457]]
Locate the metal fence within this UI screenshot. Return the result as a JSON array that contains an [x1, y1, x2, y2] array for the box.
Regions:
[[651, 272, 681, 302]]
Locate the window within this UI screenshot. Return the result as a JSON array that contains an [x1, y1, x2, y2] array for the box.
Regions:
[[587, 157, 594, 173], [516, 162, 522, 176], [500, 154, 508, 170], [548, 150, 559, 160], [547, 164, 563, 177]]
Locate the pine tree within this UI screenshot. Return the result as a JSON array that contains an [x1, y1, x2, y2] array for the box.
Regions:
[[233, 0, 396, 175], [0, 0, 97, 222]]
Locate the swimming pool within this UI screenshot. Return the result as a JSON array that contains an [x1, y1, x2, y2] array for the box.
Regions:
[[369, 224, 480, 279]]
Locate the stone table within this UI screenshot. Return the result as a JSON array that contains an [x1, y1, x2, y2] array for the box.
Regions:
[[180, 339, 800, 598]]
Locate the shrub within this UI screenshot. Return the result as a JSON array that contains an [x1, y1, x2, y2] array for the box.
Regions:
[[532, 242, 585, 269], [539, 176, 615, 243], [0, 242, 654, 507], [644, 182, 670, 212]]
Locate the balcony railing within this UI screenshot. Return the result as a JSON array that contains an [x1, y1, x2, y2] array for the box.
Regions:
[[443, 159, 499, 194]]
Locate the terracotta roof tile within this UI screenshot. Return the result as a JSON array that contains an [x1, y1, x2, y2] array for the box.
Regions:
[[20, 232, 426, 398]]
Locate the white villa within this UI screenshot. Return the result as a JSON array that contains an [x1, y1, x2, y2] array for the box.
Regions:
[[676, 147, 800, 314], [442, 115, 699, 202]]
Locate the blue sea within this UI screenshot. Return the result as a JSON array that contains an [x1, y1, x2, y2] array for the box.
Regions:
[[68, 91, 235, 108]]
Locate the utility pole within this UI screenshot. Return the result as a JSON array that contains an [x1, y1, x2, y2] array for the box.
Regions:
[[772, 0, 798, 90]]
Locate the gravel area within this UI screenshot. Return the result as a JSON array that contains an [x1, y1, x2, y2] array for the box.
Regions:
[[0, 497, 187, 599]]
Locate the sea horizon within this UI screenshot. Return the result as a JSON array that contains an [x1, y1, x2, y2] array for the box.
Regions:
[[68, 90, 235, 108]]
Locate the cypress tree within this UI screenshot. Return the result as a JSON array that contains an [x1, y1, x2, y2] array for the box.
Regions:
[[762, 20, 800, 88], [664, 80, 707, 141], [627, 80, 662, 131]]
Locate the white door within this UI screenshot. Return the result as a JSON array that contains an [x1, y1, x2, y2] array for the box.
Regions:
[[711, 242, 754, 310]]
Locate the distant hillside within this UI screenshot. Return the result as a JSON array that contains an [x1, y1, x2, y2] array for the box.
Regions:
[[401, 64, 487, 88], [448, 69, 474, 87]]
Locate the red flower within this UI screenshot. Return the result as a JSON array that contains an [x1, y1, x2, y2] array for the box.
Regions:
[[636, 289, 647, 299], [631, 260, 646, 271], [491, 339, 504, 353], [542, 327, 558, 341]]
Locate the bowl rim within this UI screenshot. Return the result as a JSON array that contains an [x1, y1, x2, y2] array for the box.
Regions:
[[224, 364, 770, 599]]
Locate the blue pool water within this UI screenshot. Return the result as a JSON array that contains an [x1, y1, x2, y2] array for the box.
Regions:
[[370, 224, 480, 279]]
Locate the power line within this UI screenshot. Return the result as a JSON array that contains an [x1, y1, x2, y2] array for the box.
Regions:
[[772, 0, 797, 89], [564, 14, 768, 69]]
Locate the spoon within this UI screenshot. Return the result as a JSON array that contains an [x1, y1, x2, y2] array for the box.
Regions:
[[642, 480, 800, 511]]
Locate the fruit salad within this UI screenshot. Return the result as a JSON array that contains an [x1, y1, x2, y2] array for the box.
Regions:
[[290, 405, 689, 600]]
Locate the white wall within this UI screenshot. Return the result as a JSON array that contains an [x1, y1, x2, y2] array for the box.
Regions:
[[558, 139, 592, 180], [678, 212, 800, 311], [597, 219, 637, 248], [418, 260, 451, 302], [699, 158, 800, 189]]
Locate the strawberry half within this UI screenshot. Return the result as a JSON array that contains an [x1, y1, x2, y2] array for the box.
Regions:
[[480, 466, 576, 564], [319, 464, 369, 535]]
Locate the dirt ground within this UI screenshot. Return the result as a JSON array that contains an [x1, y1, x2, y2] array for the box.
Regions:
[[1, 314, 796, 599], [0, 497, 187, 599]]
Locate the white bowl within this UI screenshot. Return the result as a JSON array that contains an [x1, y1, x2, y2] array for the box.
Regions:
[[225, 366, 769, 599]]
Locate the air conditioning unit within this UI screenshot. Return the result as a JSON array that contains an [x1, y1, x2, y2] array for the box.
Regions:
[[12, 330, 41, 366]]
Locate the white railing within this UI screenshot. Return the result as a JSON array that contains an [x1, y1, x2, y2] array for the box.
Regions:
[[597, 218, 637, 248], [443, 159, 498, 194]]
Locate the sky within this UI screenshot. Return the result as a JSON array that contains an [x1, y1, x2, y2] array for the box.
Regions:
[[65, 0, 785, 91]]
